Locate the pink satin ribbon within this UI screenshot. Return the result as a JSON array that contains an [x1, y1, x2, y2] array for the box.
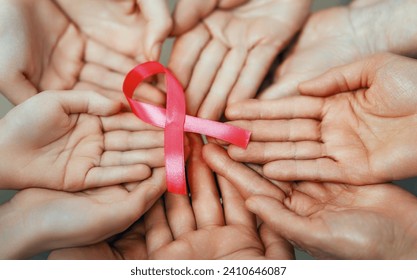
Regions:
[[123, 62, 251, 195]]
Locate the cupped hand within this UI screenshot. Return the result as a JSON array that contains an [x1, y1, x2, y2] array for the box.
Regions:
[[3, 168, 165, 259], [146, 134, 293, 259], [0, 0, 166, 105], [203, 143, 417, 259], [0, 90, 165, 191], [225, 54, 417, 185], [260, 0, 417, 99], [169, 0, 310, 120]]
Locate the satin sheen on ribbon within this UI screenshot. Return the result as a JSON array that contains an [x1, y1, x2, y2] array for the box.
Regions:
[[123, 62, 251, 195]]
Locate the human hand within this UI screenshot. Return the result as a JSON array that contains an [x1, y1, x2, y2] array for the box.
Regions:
[[48, 220, 148, 260], [203, 143, 417, 259], [0, 0, 165, 105], [169, 0, 310, 120], [225, 54, 417, 185], [260, 0, 417, 99], [0, 168, 165, 259], [171, 0, 249, 35], [0, 90, 165, 191], [145, 135, 293, 259]]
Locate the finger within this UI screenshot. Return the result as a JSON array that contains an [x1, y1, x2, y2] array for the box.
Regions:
[[84, 164, 152, 189], [139, 0, 173, 60], [188, 134, 224, 227], [185, 39, 228, 115], [228, 45, 278, 104], [246, 195, 318, 246], [80, 63, 125, 91], [259, 223, 295, 260], [73, 81, 129, 109], [100, 148, 165, 168], [263, 158, 343, 182], [245, 163, 293, 196], [226, 96, 324, 120], [218, 0, 249, 9], [133, 82, 167, 106], [228, 141, 325, 164], [104, 130, 164, 151], [101, 112, 162, 132], [45, 90, 122, 116], [169, 24, 211, 88], [84, 40, 138, 74], [217, 175, 256, 228], [298, 54, 386, 97], [145, 199, 173, 255], [124, 166, 166, 192], [164, 192, 196, 238], [171, 0, 216, 35], [228, 119, 321, 142], [48, 243, 115, 260], [258, 72, 308, 100], [198, 48, 247, 120], [202, 143, 285, 201]]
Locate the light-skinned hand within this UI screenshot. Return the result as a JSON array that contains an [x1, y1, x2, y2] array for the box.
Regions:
[[145, 134, 293, 259], [169, 0, 310, 120], [202, 143, 417, 259], [259, 0, 417, 99], [0, 90, 165, 191], [225, 53, 417, 185], [0, 0, 166, 105], [0, 168, 165, 259]]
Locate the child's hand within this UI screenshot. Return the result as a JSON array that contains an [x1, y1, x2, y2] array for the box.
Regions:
[[0, 90, 165, 191], [168, 0, 310, 120], [203, 144, 417, 259], [0, 168, 165, 259], [225, 54, 417, 185], [259, 0, 417, 99]]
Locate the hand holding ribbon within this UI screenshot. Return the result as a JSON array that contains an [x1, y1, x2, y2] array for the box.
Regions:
[[123, 62, 251, 194]]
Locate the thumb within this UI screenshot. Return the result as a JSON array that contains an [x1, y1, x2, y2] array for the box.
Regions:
[[46, 90, 122, 116], [259, 223, 295, 260], [139, 0, 173, 61], [245, 195, 311, 245], [298, 54, 388, 97]]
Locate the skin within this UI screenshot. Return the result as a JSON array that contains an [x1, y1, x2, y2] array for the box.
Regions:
[[0, 90, 165, 191], [259, 0, 417, 99], [169, 0, 311, 120], [48, 135, 294, 260], [202, 143, 417, 259], [0, 168, 166, 259], [0, 0, 168, 105], [225, 53, 417, 185]]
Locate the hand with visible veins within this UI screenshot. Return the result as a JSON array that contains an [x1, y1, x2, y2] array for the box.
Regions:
[[202, 143, 417, 259], [259, 0, 417, 99], [144, 134, 293, 260], [0, 168, 165, 259], [225, 53, 417, 185], [0, 90, 166, 191], [0, 0, 167, 105], [169, 0, 311, 120]]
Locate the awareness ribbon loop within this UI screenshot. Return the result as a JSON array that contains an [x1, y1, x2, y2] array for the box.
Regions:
[[123, 62, 251, 195]]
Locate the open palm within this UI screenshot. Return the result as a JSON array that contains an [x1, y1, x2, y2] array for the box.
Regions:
[[0, 0, 166, 105], [146, 135, 292, 259], [203, 143, 417, 259], [259, 0, 417, 99], [169, 0, 310, 120], [0, 91, 165, 191], [226, 54, 417, 185]]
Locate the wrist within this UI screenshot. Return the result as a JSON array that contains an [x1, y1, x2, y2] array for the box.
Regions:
[[0, 197, 44, 259]]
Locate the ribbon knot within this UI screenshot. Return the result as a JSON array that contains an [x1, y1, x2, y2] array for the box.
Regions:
[[123, 62, 251, 195]]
